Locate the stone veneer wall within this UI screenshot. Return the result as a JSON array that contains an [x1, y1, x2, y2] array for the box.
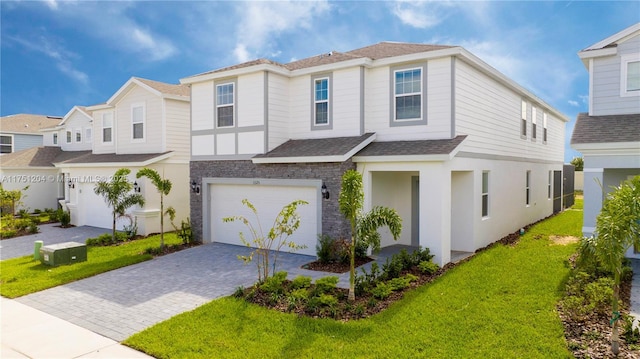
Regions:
[[190, 159, 356, 243]]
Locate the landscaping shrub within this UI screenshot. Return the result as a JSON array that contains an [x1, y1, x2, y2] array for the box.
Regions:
[[371, 282, 393, 299], [355, 262, 382, 296], [1, 229, 16, 238], [418, 260, 440, 275], [86, 232, 128, 246], [27, 222, 38, 234], [59, 210, 71, 227], [316, 235, 351, 264], [316, 234, 334, 263], [314, 276, 339, 294], [33, 208, 41, 214], [290, 275, 312, 290], [260, 271, 288, 294], [177, 218, 193, 244], [622, 314, 640, 344], [18, 209, 30, 219]]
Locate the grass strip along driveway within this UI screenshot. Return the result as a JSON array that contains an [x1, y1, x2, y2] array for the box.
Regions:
[[126, 208, 582, 358], [0, 233, 182, 298]]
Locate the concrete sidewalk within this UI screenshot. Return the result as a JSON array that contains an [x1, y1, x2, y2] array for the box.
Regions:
[[1, 297, 153, 359]]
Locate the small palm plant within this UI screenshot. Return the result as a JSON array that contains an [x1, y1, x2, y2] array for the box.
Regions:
[[339, 169, 402, 302], [136, 168, 172, 250], [94, 168, 145, 244], [578, 175, 640, 355]]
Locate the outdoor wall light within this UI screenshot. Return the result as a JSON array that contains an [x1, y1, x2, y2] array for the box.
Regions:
[[321, 184, 330, 199], [67, 178, 74, 189], [133, 181, 141, 193], [191, 180, 200, 194]]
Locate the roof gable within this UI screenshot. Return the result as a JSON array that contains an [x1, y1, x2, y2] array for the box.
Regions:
[[105, 77, 189, 106], [583, 22, 640, 51], [57, 106, 93, 128]]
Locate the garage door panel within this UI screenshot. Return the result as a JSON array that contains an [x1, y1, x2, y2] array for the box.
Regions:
[[210, 183, 318, 256], [79, 183, 128, 230]]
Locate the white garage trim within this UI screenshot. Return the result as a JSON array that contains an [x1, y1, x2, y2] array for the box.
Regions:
[[202, 177, 322, 256]]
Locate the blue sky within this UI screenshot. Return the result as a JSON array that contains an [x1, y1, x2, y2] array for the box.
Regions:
[[1, 1, 639, 162]]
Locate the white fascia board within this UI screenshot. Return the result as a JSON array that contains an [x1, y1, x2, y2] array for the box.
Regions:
[[53, 152, 173, 169], [252, 154, 348, 164], [584, 23, 640, 51], [572, 141, 640, 155], [353, 154, 451, 163], [455, 48, 570, 123], [59, 106, 93, 126], [162, 94, 190, 102], [39, 126, 63, 133], [106, 78, 162, 106], [290, 58, 372, 76], [85, 103, 112, 111], [578, 47, 617, 64], [181, 64, 290, 85], [0, 166, 57, 170], [371, 47, 462, 68]]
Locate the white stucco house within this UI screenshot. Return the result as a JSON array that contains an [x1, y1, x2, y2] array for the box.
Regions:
[[0, 77, 191, 235], [183, 42, 569, 265], [571, 23, 640, 259]]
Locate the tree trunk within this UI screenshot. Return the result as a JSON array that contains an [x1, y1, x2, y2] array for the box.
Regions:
[[160, 194, 164, 250], [348, 238, 356, 302], [611, 271, 621, 356], [112, 212, 116, 243]]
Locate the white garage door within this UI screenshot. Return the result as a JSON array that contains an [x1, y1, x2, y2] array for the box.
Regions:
[[210, 182, 319, 256], [78, 183, 119, 230]]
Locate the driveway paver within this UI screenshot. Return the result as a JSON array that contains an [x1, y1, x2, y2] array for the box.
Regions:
[[0, 224, 110, 260], [15, 243, 331, 341]]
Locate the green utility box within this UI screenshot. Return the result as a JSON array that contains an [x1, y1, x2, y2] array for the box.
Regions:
[[40, 242, 87, 266]]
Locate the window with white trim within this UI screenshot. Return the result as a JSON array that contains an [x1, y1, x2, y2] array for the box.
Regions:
[[85, 128, 92, 143], [621, 54, 640, 96], [314, 77, 329, 125], [53, 133, 58, 145], [482, 171, 489, 218], [66, 130, 72, 144], [102, 112, 113, 143], [543, 112, 548, 143], [0, 135, 13, 154], [521, 100, 527, 137], [394, 68, 422, 121], [75, 128, 82, 143], [216, 83, 234, 127], [531, 106, 537, 140], [526, 170, 531, 206], [131, 104, 145, 140]]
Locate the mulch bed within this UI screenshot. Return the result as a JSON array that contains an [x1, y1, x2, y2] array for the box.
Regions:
[[302, 256, 373, 273]]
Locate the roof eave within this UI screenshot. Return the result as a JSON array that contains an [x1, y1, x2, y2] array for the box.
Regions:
[[583, 23, 640, 51], [353, 154, 452, 163], [571, 141, 640, 154], [577, 47, 618, 69], [181, 64, 290, 85], [53, 152, 173, 168]]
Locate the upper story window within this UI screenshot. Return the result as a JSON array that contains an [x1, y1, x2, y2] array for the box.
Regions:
[[216, 82, 235, 128], [621, 54, 640, 97], [53, 133, 58, 145], [75, 128, 82, 143], [520, 100, 527, 138], [66, 130, 72, 144], [394, 68, 422, 121], [0, 135, 13, 154], [131, 104, 145, 140], [314, 78, 329, 125], [543, 112, 548, 144], [102, 112, 113, 143], [85, 128, 92, 143], [531, 106, 537, 140]]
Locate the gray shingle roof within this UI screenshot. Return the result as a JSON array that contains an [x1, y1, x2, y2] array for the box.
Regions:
[[135, 77, 190, 97], [1, 114, 63, 134], [253, 133, 375, 158], [355, 135, 467, 157], [571, 113, 640, 144], [0, 147, 171, 168], [188, 42, 455, 78]]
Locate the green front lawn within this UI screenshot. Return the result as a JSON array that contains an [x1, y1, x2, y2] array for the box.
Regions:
[[125, 208, 582, 358], [0, 233, 182, 298]]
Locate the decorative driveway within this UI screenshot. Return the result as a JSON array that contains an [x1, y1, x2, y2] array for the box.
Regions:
[[15, 243, 335, 341]]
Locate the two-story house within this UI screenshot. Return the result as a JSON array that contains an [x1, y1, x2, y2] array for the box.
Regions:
[[0, 77, 191, 235], [0, 114, 61, 154], [183, 42, 569, 265], [572, 23, 640, 259]]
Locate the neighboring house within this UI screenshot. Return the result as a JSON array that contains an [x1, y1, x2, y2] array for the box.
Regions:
[[571, 23, 640, 259], [0, 114, 61, 154], [182, 42, 569, 265], [0, 77, 191, 236]]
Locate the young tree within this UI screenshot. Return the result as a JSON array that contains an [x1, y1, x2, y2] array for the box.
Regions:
[[338, 169, 402, 301], [136, 168, 172, 250], [94, 168, 145, 243], [579, 175, 640, 355], [570, 156, 584, 171], [223, 199, 308, 282]]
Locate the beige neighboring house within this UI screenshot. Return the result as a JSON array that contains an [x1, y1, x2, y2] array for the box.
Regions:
[[0, 77, 191, 235], [0, 114, 61, 154]]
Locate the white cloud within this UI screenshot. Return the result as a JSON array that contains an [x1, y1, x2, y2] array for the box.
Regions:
[[568, 100, 579, 107], [232, 0, 331, 62], [40, 2, 176, 62], [391, 0, 447, 29], [5, 33, 89, 85], [579, 95, 589, 104]]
